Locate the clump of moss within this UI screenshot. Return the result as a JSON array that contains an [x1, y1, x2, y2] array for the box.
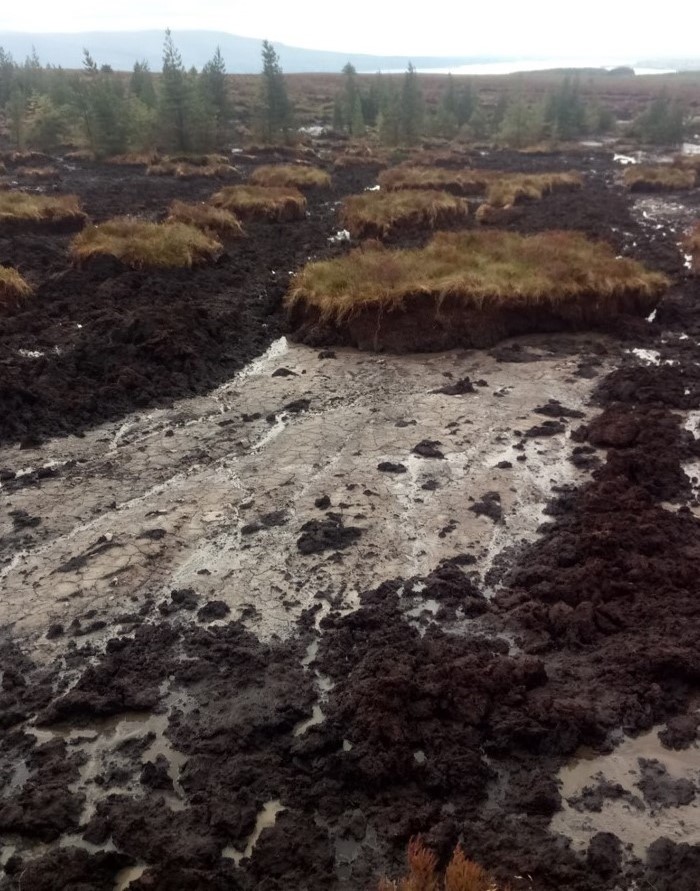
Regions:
[[249, 164, 331, 189], [70, 218, 223, 268], [340, 189, 469, 238], [210, 184, 307, 221], [166, 200, 244, 237]]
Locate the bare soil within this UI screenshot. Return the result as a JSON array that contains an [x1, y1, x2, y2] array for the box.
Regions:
[[2, 146, 700, 891]]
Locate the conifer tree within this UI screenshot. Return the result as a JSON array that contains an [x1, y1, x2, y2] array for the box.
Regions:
[[130, 61, 157, 107], [258, 40, 292, 143], [399, 62, 424, 145], [159, 29, 191, 151], [200, 46, 230, 142]]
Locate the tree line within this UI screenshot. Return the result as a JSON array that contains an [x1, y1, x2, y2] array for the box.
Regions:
[[0, 32, 689, 156]]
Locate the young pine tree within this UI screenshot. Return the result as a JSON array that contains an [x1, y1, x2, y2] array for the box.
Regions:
[[258, 40, 292, 143], [130, 60, 157, 107], [159, 29, 191, 152], [200, 46, 230, 144], [399, 62, 424, 145]]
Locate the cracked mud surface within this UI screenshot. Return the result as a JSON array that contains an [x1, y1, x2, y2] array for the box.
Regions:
[[2, 147, 700, 890]]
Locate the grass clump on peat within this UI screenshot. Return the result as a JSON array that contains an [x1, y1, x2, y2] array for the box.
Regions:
[[379, 838, 509, 891], [249, 164, 331, 189], [166, 200, 244, 237], [70, 218, 223, 269], [379, 166, 488, 195], [684, 223, 700, 274], [0, 192, 86, 230], [287, 230, 668, 351], [15, 166, 61, 182], [210, 184, 307, 221], [0, 266, 32, 310], [485, 171, 582, 206], [288, 230, 667, 321], [623, 165, 696, 192], [147, 159, 237, 179], [340, 189, 469, 238]]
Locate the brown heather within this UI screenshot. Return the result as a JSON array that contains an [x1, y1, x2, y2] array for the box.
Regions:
[[378, 839, 509, 891], [210, 184, 307, 222], [70, 218, 223, 269], [340, 189, 469, 238], [287, 230, 668, 322]]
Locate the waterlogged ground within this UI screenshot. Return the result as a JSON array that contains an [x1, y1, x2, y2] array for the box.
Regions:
[[1, 145, 700, 889]]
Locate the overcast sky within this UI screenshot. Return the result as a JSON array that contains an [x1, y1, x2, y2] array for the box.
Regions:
[[0, 0, 698, 59]]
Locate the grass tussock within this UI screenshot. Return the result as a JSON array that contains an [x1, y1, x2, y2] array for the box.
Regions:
[[684, 223, 700, 274], [147, 160, 237, 179], [166, 200, 244, 237], [0, 162, 6, 176], [0, 266, 33, 309], [1, 150, 52, 166], [673, 155, 700, 174], [249, 164, 331, 189], [485, 172, 582, 206], [63, 150, 96, 162], [623, 165, 696, 191], [287, 229, 668, 322], [210, 184, 307, 221], [0, 191, 85, 225], [70, 218, 223, 269], [105, 152, 160, 166], [340, 189, 469, 238], [379, 166, 488, 195], [15, 166, 61, 181], [378, 166, 582, 204], [378, 839, 509, 891]]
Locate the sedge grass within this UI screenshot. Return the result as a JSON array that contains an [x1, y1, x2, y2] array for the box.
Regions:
[[147, 160, 237, 179], [70, 218, 223, 269], [249, 164, 331, 189], [0, 192, 85, 226], [210, 184, 307, 221], [340, 189, 469, 238], [623, 165, 696, 191], [0, 266, 33, 309], [166, 200, 244, 237], [287, 229, 668, 322]]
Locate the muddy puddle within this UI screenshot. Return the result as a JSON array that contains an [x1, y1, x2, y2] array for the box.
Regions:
[[552, 723, 700, 859]]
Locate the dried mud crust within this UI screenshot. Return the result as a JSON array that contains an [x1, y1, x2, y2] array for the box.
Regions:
[[0, 162, 375, 446]]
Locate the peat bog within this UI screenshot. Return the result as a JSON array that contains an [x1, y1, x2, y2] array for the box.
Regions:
[[1, 140, 700, 891]]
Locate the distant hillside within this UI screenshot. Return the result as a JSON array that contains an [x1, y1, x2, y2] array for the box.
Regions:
[[0, 30, 500, 73]]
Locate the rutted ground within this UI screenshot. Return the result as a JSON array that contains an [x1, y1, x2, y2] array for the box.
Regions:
[[0, 335, 604, 648]]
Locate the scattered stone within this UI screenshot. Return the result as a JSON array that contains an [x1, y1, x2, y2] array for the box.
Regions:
[[272, 367, 297, 377], [314, 495, 331, 509], [432, 377, 476, 396], [297, 515, 363, 555]]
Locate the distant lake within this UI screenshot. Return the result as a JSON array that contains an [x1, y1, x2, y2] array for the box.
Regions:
[[370, 59, 677, 76]]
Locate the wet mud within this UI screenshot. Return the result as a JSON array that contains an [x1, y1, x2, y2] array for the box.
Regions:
[[2, 146, 700, 890]]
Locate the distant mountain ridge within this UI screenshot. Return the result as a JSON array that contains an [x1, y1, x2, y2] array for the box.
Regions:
[[0, 30, 500, 73]]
